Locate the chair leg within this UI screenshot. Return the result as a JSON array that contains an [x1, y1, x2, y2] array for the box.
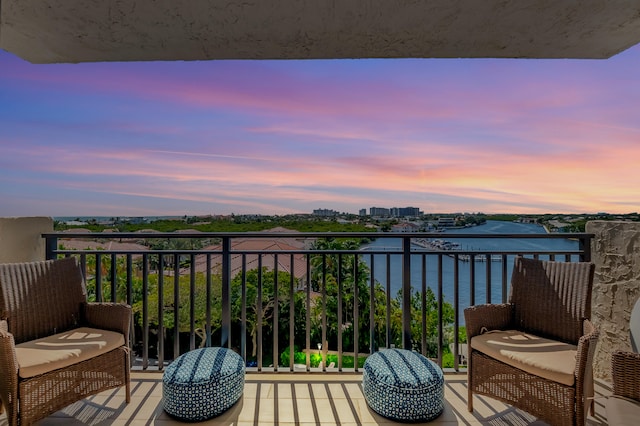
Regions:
[[467, 352, 474, 412], [125, 361, 131, 403], [590, 399, 595, 416], [123, 349, 131, 403], [467, 367, 474, 411]]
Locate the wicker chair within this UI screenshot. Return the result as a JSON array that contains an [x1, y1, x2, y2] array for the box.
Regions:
[[464, 256, 598, 426], [607, 351, 640, 425], [606, 297, 640, 425], [0, 257, 131, 425]]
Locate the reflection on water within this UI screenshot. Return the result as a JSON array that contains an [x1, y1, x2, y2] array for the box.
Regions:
[[361, 221, 579, 323]]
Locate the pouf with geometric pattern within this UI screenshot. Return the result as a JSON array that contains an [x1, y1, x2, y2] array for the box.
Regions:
[[363, 348, 444, 422], [163, 347, 245, 421]]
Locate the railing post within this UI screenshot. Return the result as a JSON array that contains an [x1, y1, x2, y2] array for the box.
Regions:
[[402, 236, 412, 349], [321, 255, 327, 371], [353, 255, 359, 371], [437, 254, 443, 365], [579, 235, 592, 262], [142, 253, 149, 369], [45, 235, 57, 260], [369, 255, 375, 354], [95, 253, 103, 302], [485, 254, 492, 303], [241, 255, 247, 362], [158, 254, 165, 369], [289, 254, 295, 372], [385, 254, 391, 348], [110, 254, 117, 303], [221, 236, 231, 348], [273, 254, 279, 370], [257, 257, 263, 370], [305, 256, 311, 370], [206, 255, 212, 347], [337, 254, 343, 369], [173, 254, 180, 358], [421, 255, 427, 356], [189, 254, 196, 351]]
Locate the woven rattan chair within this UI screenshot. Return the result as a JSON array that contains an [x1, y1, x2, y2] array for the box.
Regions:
[[607, 351, 640, 425], [606, 297, 640, 425], [0, 257, 131, 425], [464, 256, 598, 426]]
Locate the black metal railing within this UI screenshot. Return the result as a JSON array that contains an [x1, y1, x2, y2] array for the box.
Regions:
[[43, 231, 593, 373]]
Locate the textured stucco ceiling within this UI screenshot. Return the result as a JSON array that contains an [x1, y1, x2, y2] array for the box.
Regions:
[[2, 0, 640, 64]]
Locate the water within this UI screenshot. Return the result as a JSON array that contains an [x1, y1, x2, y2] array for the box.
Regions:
[[361, 220, 579, 323]]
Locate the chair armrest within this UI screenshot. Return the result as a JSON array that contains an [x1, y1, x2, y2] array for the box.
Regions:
[[575, 319, 599, 379], [573, 318, 599, 423], [464, 303, 513, 339], [0, 320, 19, 418], [611, 350, 640, 402], [0, 320, 18, 373], [81, 303, 132, 345]]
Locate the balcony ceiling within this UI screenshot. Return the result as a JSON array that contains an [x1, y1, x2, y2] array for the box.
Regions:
[[2, 0, 640, 64]]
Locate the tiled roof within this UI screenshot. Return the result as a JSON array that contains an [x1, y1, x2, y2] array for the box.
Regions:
[[188, 238, 312, 280]]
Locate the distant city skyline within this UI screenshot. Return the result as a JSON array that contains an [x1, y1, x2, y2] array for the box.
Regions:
[[1, 46, 640, 217]]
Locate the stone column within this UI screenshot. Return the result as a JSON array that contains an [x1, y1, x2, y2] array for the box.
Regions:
[[0, 217, 53, 263], [587, 220, 640, 380]]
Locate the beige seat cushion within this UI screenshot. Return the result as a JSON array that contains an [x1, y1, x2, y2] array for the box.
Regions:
[[606, 396, 640, 426], [16, 327, 125, 378], [470, 330, 577, 386]]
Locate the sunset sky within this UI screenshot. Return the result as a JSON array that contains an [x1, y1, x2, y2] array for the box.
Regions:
[[1, 46, 639, 217]]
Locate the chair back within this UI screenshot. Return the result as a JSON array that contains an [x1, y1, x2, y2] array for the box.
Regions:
[[509, 256, 595, 344], [0, 257, 86, 344]]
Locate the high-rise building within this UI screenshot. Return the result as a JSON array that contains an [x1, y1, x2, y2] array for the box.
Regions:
[[391, 207, 422, 217], [369, 207, 390, 217], [313, 209, 338, 217]]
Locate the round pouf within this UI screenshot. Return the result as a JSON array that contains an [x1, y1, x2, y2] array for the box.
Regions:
[[363, 348, 444, 422], [163, 347, 245, 421]]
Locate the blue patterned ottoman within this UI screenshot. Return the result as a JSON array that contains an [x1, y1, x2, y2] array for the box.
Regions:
[[163, 347, 245, 421], [363, 348, 444, 422]]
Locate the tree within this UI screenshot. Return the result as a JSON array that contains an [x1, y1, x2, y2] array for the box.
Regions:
[[230, 267, 304, 364], [405, 287, 455, 358], [83, 251, 144, 304], [132, 271, 223, 351], [309, 238, 383, 353], [309, 238, 458, 357]]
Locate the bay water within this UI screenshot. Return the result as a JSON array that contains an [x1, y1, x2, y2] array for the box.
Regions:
[[361, 220, 579, 323]]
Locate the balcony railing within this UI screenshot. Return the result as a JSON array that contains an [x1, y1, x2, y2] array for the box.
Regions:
[[43, 231, 593, 373]]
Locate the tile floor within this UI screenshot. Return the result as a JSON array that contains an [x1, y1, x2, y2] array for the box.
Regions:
[[1, 372, 611, 425]]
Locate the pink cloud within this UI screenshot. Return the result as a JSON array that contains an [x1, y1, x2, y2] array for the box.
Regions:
[[4, 133, 638, 215], [3, 50, 640, 215]]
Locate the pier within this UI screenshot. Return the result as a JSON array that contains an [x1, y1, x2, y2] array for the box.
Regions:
[[411, 238, 502, 262]]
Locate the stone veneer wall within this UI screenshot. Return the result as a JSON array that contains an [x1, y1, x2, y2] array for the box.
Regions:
[[587, 220, 640, 380], [0, 217, 53, 263]]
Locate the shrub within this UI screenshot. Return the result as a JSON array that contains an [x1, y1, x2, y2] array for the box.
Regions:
[[278, 348, 307, 365], [442, 352, 454, 368], [326, 354, 367, 368], [280, 350, 367, 368], [310, 353, 322, 367]]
